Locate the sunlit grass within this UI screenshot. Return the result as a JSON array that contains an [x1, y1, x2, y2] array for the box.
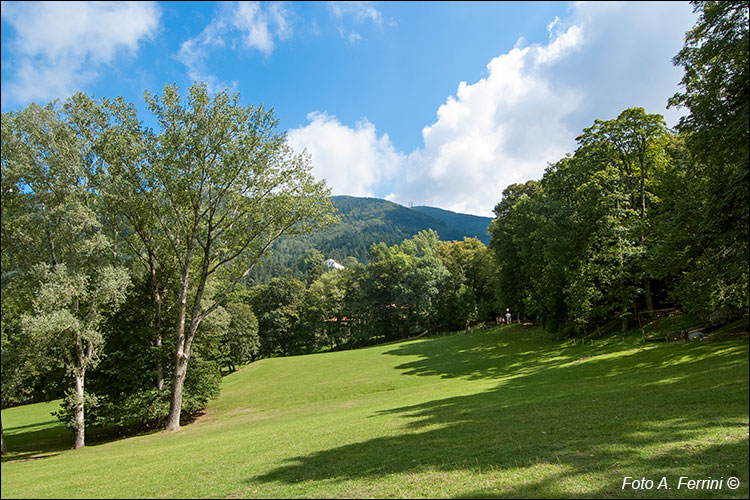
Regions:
[[2, 323, 748, 498]]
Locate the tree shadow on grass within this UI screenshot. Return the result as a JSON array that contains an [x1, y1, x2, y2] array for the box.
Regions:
[[251, 329, 748, 497], [1, 422, 70, 463], [1, 414, 165, 463], [384, 325, 581, 382]]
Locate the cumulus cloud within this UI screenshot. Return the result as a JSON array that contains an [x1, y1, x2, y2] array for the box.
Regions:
[[393, 24, 584, 217], [287, 112, 404, 198], [177, 1, 292, 92], [293, 2, 696, 217], [1, 1, 160, 106], [544, 1, 696, 129]]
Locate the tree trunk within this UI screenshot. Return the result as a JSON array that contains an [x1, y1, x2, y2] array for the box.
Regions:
[[166, 265, 191, 431], [165, 244, 212, 431], [154, 290, 164, 391], [151, 267, 164, 392], [154, 288, 164, 392], [165, 317, 187, 430], [644, 279, 655, 317], [165, 354, 189, 431], [639, 156, 646, 220], [73, 372, 85, 450], [155, 332, 164, 392]]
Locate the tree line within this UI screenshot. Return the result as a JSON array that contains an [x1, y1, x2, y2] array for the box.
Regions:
[[245, 231, 497, 360]]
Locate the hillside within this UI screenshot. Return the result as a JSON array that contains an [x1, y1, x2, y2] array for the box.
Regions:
[[2, 324, 748, 498], [411, 205, 492, 244], [332, 196, 491, 242], [249, 195, 493, 283]]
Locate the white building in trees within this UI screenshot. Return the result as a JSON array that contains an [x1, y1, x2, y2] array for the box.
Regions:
[[324, 258, 345, 270]]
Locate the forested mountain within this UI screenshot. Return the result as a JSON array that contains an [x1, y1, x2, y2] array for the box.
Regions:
[[411, 205, 492, 244], [332, 196, 492, 244], [247, 196, 493, 284]]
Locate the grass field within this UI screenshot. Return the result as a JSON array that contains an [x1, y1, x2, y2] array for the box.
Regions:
[[1, 324, 748, 498]]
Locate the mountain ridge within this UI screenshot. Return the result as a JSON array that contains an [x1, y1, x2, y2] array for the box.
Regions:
[[329, 195, 492, 244]]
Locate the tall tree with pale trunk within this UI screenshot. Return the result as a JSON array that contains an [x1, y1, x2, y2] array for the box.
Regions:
[[105, 82, 336, 431], [2, 96, 130, 449]]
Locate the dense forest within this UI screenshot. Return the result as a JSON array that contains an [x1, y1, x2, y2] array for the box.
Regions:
[[488, 1, 748, 334], [1, 0, 747, 451]]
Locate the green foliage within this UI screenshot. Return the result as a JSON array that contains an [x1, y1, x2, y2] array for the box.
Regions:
[[356, 231, 450, 342], [666, 0, 749, 316], [99, 82, 337, 430], [670, 1, 748, 169], [221, 300, 260, 372], [2, 82, 337, 435], [488, 180, 543, 320], [438, 238, 497, 329], [67, 278, 173, 429], [484, 5, 747, 332], [490, 109, 680, 335], [247, 230, 498, 357], [300, 269, 349, 350], [22, 263, 130, 374], [2, 1, 746, 447], [250, 277, 308, 357], [54, 277, 256, 431], [2, 95, 131, 447], [1, 281, 64, 409]]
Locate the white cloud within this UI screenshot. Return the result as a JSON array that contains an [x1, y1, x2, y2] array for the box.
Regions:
[[329, 1, 382, 25], [178, 32, 238, 95], [541, 1, 697, 128], [328, 1, 383, 44], [297, 2, 697, 217], [287, 112, 404, 198], [394, 30, 584, 217], [235, 1, 292, 53], [1, 1, 160, 106], [177, 1, 292, 92]]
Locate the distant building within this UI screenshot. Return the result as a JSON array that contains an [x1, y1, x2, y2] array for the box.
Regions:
[[324, 258, 345, 270]]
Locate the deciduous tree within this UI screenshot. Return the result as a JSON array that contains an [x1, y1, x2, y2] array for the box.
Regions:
[[667, 0, 749, 316], [3, 97, 130, 449], [102, 83, 335, 430]]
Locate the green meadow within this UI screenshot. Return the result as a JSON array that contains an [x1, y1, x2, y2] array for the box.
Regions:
[[2, 324, 748, 499]]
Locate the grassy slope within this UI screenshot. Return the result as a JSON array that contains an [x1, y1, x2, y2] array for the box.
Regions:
[[1, 325, 748, 499]]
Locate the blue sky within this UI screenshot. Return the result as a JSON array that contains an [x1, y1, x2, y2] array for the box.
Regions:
[[1, 1, 698, 216]]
